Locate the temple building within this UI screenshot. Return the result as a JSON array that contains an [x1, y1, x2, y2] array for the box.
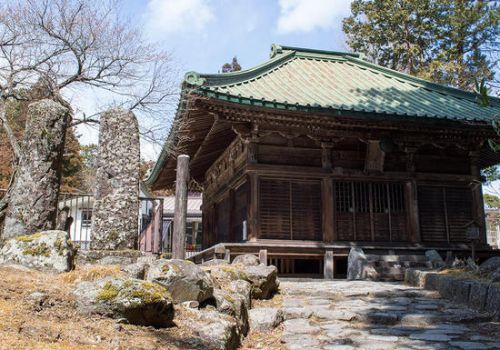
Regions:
[[146, 44, 500, 278]]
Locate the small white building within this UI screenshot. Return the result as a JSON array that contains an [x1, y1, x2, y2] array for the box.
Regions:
[[485, 208, 500, 249], [58, 194, 94, 249], [58, 187, 203, 254], [161, 193, 202, 256]]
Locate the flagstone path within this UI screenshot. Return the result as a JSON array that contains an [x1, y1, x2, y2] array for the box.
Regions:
[[279, 280, 500, 350]]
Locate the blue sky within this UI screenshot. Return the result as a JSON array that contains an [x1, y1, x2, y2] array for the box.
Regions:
[[124, 0, 352, 76], [74, 0, 500, 193], [75, 0, 353, 158]]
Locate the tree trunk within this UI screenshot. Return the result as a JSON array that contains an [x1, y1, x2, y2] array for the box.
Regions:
[[2, 99, 69, 238]]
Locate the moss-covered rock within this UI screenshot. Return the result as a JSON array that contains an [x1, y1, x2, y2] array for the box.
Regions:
[[180, 308, 240, 350], [74, 277, 174, 328], [203, 263, 279, 300], [213, 288, 249, 336], [22, 243, 51, 257], [244, 264, 279, 299], [0, 230, 76, 272], [146, 259, 214, 304]]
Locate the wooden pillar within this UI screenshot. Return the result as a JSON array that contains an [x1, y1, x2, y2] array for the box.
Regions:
[[248, 173, 259, 241], [228, 189, 235, 242], [404, 147, 420, 243], [324, 250, 334, 279], [259, 249, 268, 265], [322, 178, 334, 242], [470, 151, 487, 244], [172, 154, 189, 260], [405, 180, 421, 243], [224, 249, 231, 263], [321, 142, 333, 169], [247, 141, 257, 164]]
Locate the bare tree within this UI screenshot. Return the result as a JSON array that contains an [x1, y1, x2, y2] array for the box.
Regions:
[[0, 0, 177, 233]]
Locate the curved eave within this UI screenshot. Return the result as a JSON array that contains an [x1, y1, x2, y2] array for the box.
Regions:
[[197, 89, 499, 124], [144, 91, 192, 188], [145, 93, 499, 190]]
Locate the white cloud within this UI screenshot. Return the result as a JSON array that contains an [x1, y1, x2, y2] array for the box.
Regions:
[[144, 0, 214, 36], [277, 0, 352, 34]]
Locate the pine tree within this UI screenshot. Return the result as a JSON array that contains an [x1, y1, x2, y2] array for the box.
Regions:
[[343, 0, 500, 90]]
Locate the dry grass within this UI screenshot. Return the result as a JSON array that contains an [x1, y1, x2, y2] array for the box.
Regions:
[[239, 290, 285, 350], [438, 268, 492, 281], [0, 266, 224, 350], [239, 325, 286, 350], [58, 265, 122, 284], [0, 263, 289, 350]]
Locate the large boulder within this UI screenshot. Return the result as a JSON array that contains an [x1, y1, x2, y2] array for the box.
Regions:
[[425, 250, 445, 269], [0, 230, 76, 272], [213, 288, 249, 335], [203, 263, 279, 299], [180, 308, 240, 350], [479, 257, 500, 273], [486, 283, 500, 321], [245, 265, 279, 299], [347, 248, 379, 280], [146, 259, 214, 304], [226, 280, 252, 309], [232, 254, 259, 266], [249, 307, 283, 331], [96, 255, 135, 266], [122, 261, 149, 279], [202, 264, 248, 285], [74, 277, 174, 327]]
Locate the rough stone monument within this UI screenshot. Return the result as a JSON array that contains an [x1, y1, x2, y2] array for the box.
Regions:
[[2, 99, 69, 238], [90, 108, 140, 250]]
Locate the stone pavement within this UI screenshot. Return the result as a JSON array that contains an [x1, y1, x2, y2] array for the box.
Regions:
[[280, 279, 500, 350]]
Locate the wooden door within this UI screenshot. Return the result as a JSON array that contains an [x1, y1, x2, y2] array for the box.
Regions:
[[418, 186, 472, 243]]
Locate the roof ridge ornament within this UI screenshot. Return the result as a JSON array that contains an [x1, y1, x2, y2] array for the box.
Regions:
[[356, 52, 368, 60], [270, 44, 283, 58], [184, 71, 206, 86]]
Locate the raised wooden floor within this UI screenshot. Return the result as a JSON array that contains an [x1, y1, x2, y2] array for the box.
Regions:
[[188, 240, 499, 278]]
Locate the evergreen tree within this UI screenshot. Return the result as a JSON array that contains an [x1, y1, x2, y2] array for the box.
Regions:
[[484, 193, 500, 208], [79, 144, 98, 193], [343, 0, 500, 90]]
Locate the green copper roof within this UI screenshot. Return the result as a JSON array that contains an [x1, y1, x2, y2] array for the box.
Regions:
[[185, 44, 500, 122]]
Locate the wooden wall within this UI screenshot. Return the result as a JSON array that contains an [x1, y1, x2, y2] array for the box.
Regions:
[[201, 127, 485, 248]]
